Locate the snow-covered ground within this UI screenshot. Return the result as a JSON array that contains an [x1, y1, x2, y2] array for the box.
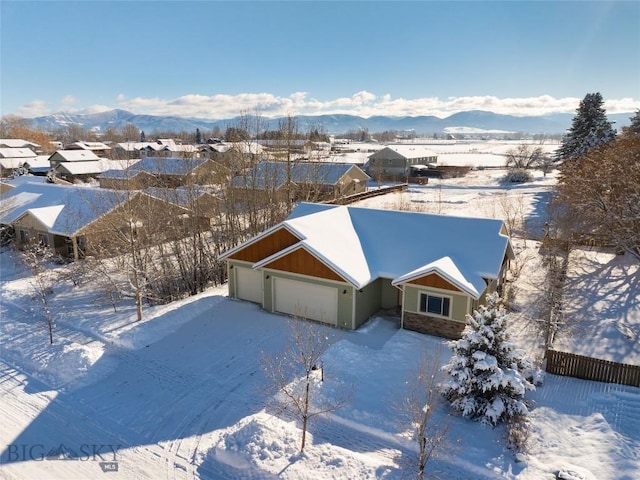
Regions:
[[556, 248, 639, 365], [1, 152, 638, 479]]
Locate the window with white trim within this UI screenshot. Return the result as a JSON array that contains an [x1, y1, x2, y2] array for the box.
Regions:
[[419, 293, 451, 317]]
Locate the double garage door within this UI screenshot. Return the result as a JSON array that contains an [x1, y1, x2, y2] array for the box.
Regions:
[[274, 277, 338, 326], [235, 267, 339, 326]]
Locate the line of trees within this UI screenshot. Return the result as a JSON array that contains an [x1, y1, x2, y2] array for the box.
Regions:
[[554, 93, 639, 260]]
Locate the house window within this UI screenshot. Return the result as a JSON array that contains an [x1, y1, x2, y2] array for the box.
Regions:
[[20, 230, 29, 244], [38, 233, 49, 247], [419, 293, 451, 317]]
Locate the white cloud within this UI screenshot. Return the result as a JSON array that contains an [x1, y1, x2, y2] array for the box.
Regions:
[[15, 92, 640, 120], [15, 100, 50, 117], [60, 95, 77, 105], [76, 104, 113, 115]]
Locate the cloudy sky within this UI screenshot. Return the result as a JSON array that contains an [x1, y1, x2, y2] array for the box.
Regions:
[[2, 1, 639, 120]]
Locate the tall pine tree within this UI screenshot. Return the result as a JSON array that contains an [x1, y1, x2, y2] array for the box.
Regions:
[[440, 294, 538, 426], [555, 92, 616, 161]]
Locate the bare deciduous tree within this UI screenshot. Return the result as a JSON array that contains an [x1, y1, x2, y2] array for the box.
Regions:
[[395, 348, 450, 480], [557, 134, 640, 260], [505, 144, 545, 170], [262, 318, 350, 452], [19, 243, 57, 344]]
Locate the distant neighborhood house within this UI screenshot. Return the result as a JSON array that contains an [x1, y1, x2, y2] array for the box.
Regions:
[[367, 145, 438, 177], [230, 161, 370, 202], [98, 157, 219, 190], [0, 182, 199, 260], [0, 148, 38, 177], [221, 203, 512, 339]]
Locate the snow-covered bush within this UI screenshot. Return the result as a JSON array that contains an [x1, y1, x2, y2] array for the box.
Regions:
[[440, 293, 537, 426], [502, 168, 533, 183]]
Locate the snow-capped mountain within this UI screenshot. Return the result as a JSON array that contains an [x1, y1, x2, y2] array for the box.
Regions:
[[27, 109, 635, 135]]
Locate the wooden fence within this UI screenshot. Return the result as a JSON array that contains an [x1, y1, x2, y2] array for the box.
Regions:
[[325, 184, 408, 205], [545, 349, 640, 387]]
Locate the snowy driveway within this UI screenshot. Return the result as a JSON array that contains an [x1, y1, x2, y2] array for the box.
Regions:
[[1, 300, 293, 479]]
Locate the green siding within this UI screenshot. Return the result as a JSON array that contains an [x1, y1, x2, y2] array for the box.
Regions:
[[227, 259, 259, 299], [404, 285, 470, 322], [380, 278, 399, 309], [354, 279, 381, 328]]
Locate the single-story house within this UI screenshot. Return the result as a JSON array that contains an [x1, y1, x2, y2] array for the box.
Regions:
[[0, 182, 195, 260], [98, 157, 218, 190], [48, 150, 101, 170], [53, 158, 125, 182], [230, 161, 370, 202], [144, 186, 223, 224], [64, 141, 111, 156], [367, 145, 438, 178], [220, 203, 513, 339], [0, 139, 40, 150], [0, 148, 38, 177], [23, 155, 52, 176]]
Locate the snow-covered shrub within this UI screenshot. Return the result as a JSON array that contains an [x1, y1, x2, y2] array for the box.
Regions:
[[503, 168, 533, 183], [440, 293, 536, 426]]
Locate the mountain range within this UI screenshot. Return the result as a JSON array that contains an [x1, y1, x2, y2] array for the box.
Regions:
[[27, 109, 635, 135]]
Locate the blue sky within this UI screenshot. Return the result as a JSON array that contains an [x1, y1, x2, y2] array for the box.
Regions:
[[2, 1, 639, 119]]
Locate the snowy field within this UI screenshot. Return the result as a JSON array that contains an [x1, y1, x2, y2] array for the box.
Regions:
[[1, 154, 638, 479], [328, 139, 559, 168]]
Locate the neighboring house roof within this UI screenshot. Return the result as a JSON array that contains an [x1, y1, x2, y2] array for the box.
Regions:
[[230, 161, 369, 190], [65, 141, 111, 151], [0, 182, 130, 236], [24, 155, 52, 172], [98, 157, 209, 181], [49, 150, 101, 162], [0, 148, 37, 159], [223, 203, 511, 298], [54, 159, 113, 176], [0, 158, 27, 169], [0, 139, 40, 149], [143, 186, 218, 207], [369, 145, 438, 160]]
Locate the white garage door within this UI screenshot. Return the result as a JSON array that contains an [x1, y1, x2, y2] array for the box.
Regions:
[[274, 277, 338, 325], [235, 266, 263, 304]]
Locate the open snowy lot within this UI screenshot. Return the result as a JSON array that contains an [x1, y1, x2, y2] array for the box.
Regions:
[[1, 158, 638, 479]]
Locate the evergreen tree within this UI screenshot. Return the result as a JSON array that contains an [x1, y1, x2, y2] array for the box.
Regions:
[[140, 130, 146, 142], [440, 294, 539, 426], [555, 92, 616, 161], [622, 110, 640, 137], [195, 128, 202, 144]]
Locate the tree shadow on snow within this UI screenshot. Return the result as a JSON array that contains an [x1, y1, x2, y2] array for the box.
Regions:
[[0, 299, 290, 470]]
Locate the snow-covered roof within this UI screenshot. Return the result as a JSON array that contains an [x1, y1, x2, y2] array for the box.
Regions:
[[0, 158, 26, 169], [230, 161, 368, 190], [98, 157, 208, 179], [225, 203, 511, 298], [49, 150, 100, 162], [24, 155, 52, 169], [0, 148, 37, 159], [0, 139, 40, 149], [55, 160, 111, 175], [0, 182, 130, 236], [371, 145, 438, 160], [143, 186, 218, 206], [65, 141, 111, 151]]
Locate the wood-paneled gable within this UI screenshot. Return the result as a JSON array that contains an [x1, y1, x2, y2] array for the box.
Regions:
[[408, 273, 462, 293], [263, 248, 346, 282], [229, 227, 300, 262]]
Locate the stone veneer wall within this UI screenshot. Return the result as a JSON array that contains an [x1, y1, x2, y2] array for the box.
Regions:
[[403, 312, 465, 339]]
